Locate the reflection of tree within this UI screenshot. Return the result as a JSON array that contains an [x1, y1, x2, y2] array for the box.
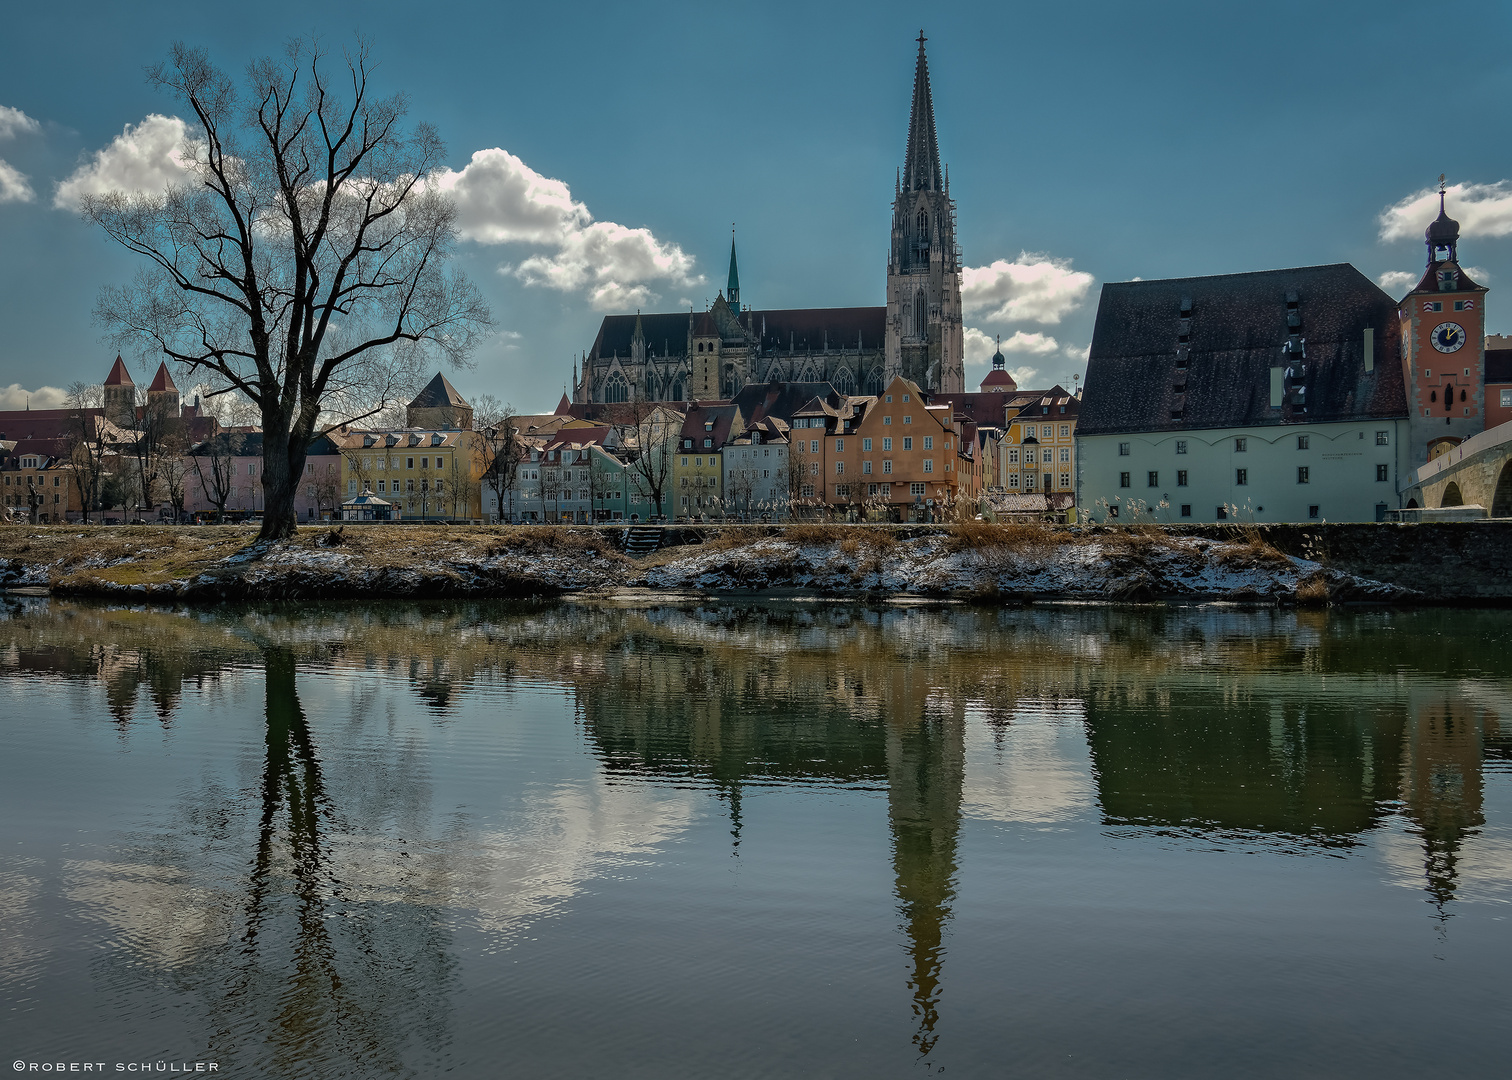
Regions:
[[1400, 693, 1487, 915]]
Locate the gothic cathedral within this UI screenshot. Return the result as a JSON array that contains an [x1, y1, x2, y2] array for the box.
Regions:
[[885, 32, 964, 395], [573, 34, 965, 404]]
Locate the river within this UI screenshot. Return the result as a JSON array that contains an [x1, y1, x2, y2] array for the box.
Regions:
[[1, 597, 1508, 1078]]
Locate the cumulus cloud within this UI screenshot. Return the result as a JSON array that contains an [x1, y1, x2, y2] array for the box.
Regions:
[[1380, 180, 1512, 242], [0, 383, 68, 410], [0, 105, 40, 141], [963, 326, 1043, 387], [1377, 269, 1417, 295], [0, 160, 33, 203], [1063, 343, 1090, 362], [53, 114, 197, 210], [437, 147, 702, 311], [961, 252, 1094, 324]]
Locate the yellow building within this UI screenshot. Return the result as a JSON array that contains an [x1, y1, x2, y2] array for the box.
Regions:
[[337, 427, 485, 522], [1003, 386, 1079, 501], [673, 402, 743, 518]]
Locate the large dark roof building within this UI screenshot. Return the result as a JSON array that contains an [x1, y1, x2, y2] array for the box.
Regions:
[[1079, 263, 1406, 437]]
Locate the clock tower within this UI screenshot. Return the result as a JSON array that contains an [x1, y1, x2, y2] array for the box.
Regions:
[[1398, 182, 1488, 464]]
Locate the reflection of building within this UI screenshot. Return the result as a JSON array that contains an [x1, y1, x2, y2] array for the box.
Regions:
[[1400, 691, 1487, 911]]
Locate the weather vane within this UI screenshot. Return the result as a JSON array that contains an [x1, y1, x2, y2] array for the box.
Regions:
[[1439, 173, 1447, 193]]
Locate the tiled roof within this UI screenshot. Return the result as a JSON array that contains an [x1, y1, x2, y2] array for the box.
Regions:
[[1080, 264, 1405, 437], [147, 362, 177, 393], [679, 403, 742, 446], [104, 356, 133, 386], [409, 372, 470, 410], [729, 382, 844, 425], [589, 308, 887, 358]]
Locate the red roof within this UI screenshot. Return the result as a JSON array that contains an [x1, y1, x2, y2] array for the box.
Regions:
[[980, 368, 1017, 389], [104, 356, 133, 386], [556, 393, 572, 413], [147, 362, 177, 393]]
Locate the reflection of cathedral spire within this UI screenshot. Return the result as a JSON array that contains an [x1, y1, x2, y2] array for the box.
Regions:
[[886, 708, 964, 1057]]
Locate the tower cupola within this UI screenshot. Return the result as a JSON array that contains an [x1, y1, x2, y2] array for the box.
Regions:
[[1426, 176, 1461, 267]]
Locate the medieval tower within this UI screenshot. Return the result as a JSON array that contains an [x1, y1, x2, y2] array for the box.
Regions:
[[885, 33, 964, 395]]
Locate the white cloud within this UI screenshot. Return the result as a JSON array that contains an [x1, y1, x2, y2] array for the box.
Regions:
[[439, 147, 703, 311], [1063, 343, 1090, 362], [0, 105, 40, 141], [53, 114, 197, 210], [0, 383, 68, 410], [1380, 180, 1512, 242], [0, 160, 33, 203], [1377, 269, 1417, 295], [435, 148, 589, 245], [963, 326, 1042, 387], [961, 252, 1094, 325]]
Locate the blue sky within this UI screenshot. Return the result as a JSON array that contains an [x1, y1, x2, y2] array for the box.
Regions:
[[2, 0, 1511, 414]]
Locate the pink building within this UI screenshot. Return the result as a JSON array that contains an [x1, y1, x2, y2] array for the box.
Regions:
[[183, 432, 343, 522]]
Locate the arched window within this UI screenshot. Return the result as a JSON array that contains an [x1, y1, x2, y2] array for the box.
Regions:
[[916, 209, 928, 238], [864, 368, 884, 396], [669, 379, 684, 402], [603, 373, 629, 404], [832, 366, 855, 395], [914, 290, 927, 338]]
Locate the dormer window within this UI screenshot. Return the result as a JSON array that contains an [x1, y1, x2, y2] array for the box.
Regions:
[[1438, 269, 1459, 291]]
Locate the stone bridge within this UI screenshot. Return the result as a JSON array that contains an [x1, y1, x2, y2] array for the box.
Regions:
[[1404, 418, 1512, 516]]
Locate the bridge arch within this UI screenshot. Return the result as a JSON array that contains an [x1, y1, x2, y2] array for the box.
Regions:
[[1493, 462, 1512, 518], [1440, 482, 1463, 508]]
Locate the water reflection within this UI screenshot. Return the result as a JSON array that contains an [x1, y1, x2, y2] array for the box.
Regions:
[[1, 598, 1510, 1074]]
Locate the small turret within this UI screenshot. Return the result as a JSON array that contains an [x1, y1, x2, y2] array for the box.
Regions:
[[727, 233, 741, 313]]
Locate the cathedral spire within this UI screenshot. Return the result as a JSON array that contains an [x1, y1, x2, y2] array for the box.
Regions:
[[727, 231, 741, 313], [902, 31, 942, 193]]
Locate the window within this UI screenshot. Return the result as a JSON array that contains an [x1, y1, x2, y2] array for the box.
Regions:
[[1309, 504, 1320, 519], [347, 479, 357, 493], [882, 460, 893, 474], [863, 438, 872, 452], [801, 485, 815, 498], [694, 457, 702, 467], [1119, 442, 1130, 456], [1108, 505, 1119, 518], [1216, 505, 1228, 520], [836, 461, 845, 475], [1234, 437, 1247, 452], [903, 437, 913, 451], [1177, 470, 1188, 487], [1376, 464, 1389, 482], [1008, 449, 1019, 464], [1119, 472, 1131, 488], [923, 459, 933, 473], [406, 479, 414, 493], [810, 463, 820, 475], [884, 416, 892, 426], [681, 456, 689, 467], [902, 394, 910, 402], [1297, 467, 1310, 484], [885, 395, 893, 403], [834, 439, 844, 451], [835, 484, 851, 497], [910, 482, 926, 496], [1042, 426, 1053, 438], [435, 480, 444, 494], [1180, 504, 1191, 518], [863, 460, 873, 474], [1297, 435, 1309, 450], [883, 437, 893, 452], [923, 436, 933, 450], [1060, 473, 1071, 488], [1059, 448, 1070, 463], [1060, 425, 1070, 437], [1148, 471, 1159, 487], [376, 480, 386, 493], [810, 440, 819, 453], [1176, 440, 1187, 455], [703, 438, 712, 449], [903, 415, 912, 424], [1376, 430, 1390, 445]]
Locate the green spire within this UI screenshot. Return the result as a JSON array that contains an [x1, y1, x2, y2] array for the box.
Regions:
[[727, 233, 741, 313]]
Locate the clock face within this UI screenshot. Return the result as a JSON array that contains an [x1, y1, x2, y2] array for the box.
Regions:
[[1432, 321, 1466, 353]]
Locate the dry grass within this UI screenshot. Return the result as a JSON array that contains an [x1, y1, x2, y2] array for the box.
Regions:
[[1212, 524, 1292, 572], [1294, 570, 1329, 606], [485, 525, 621, 560], [946, 520, 1063, 552]]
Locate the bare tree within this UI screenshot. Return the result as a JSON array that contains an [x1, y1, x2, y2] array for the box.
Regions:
[[190, 431, 244, 521], [538, 461, 563, 524], [473, 395, 522, 525], [612, 403, 679, 521], [312, 461, 342, 520], [86, 39, 488, 541], [63, 382, 112, 523], [160, 428, 191, 522]]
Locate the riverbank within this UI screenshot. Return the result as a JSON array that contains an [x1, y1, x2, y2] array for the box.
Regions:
[[4, 520, 1494, 604]]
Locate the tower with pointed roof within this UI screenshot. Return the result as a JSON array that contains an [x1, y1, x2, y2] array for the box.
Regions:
[[146, 362, 181, 419], [406, 372, 474, 429], [885, 32, 963, 395], [102, 356, 136, 427], [1397, 180, 1488, 463], [727, 235, 741, 313]]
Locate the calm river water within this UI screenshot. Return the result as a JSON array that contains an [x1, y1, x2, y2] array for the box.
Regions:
[[1, 598, 1509, 1078]]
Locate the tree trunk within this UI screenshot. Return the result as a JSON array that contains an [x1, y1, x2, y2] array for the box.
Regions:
[[259, 421, 308, 541]]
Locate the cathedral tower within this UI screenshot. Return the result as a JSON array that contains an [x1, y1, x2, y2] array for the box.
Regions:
[[1397, 180, 1488, 464], [886, 33, 963, 394]]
